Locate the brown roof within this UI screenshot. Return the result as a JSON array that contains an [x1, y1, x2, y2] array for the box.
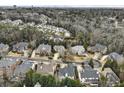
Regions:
[[37, 63, 55, 75]]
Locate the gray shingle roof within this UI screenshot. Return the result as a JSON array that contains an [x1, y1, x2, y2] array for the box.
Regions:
[[80, 62, 99, 84], [13, 60, 33, 76], [58, 64, 75, 77], [35, 44, 51, 55], [81, 70, 99, 79], [0, 43, 9, 52], [36, 63, 55, 75], [70, 45, 85, 55], [109, 52, 124, 65], [87, 44, 107, 54], [54, 45, 65, 56], [0, 58, 17, 68], [13, 42, 28, 52], [102, 68, 120, 84]]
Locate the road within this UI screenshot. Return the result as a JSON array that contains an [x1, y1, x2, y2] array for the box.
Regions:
[[5, 55, 85, 64]]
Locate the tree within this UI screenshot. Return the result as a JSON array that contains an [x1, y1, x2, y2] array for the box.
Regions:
[[100, 74, 108, 87], [23, 69, 34, 87], [115, 81, 124, 87], [32, 73, 41, 86], [60, 77, 82, 87], [39, 75, 57, 87], [21, 70, 58, 87], [104, 60, 120, 76], [16, 70, 84, 87], [89, 58, 94, 68]]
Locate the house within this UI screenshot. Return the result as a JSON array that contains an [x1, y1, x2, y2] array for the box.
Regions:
[[51, 35, 64, 43], [53, 45, 65, 57], [79, 62, 99, 86], [12, 19, 23, 26], [36, 62, 56, 75], [0, 43, 9, 57], [0, 43, 9, 52], [0, 58, 17, 79], [12, 42, 29, 54], [0, 19, 12, 24], [0, 57, 33, 82], [10, 59, 33, 82], [102, 68, 120, 87], [35, 44, 51, 56], [69, 45, 85, 56], [58, 64, 76, 80], [108, 52, 124, 66], [87, 44, 107, 54]]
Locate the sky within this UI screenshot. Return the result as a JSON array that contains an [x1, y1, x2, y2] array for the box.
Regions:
[[0, 0, 124, 7]]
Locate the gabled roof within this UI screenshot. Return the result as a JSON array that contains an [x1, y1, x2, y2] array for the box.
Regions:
[[36, 63, 55, 75], [0, 58, 16, 68], [109, 52, 124, 65], [54, 45, 65, 55], [87, 44, 107, 54], [103, 68, 120, 81], [70, 45, 85, 55], [54, 45, 65, 52], [13, 42, 28, 52], [58, 64, 75, 77], [14, 61, 33, 76], [35, 44, 51, 54], [0, 43, 9, 51], [81, 69, 99, 79], [80, 62, 99, 80]]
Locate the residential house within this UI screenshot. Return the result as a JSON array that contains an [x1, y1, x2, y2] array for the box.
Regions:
[[0, 58, 17, 79], [35, 44, 51, 56], [36, 62, 56, 75], [52, 35, 64, 43], [79, 62, 99, 86], [102, 68, 120, 87], [69, 45, 85, 56], [53, 45, 65, 57], [13, 60, 33, 81], [108, 52, 124, 66], [0, 19, 12, 24], [12, 19, 23, 26], [0, 57, 33, 82], [0, 43, 9, 57], [58, 64, 76, 80], [87, 44, 107, 54], [12, 42, 29, 54]]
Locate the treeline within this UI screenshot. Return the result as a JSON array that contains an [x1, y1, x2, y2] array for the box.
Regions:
[[1, 8, 124, 54], [15, 69, 83, 87]]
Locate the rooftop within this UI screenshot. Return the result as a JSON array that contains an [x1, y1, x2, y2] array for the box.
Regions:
[[58, 64, 75, 77]]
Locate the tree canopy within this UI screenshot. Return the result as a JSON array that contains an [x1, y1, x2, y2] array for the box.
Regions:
[[15, 69, 83, 87]]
